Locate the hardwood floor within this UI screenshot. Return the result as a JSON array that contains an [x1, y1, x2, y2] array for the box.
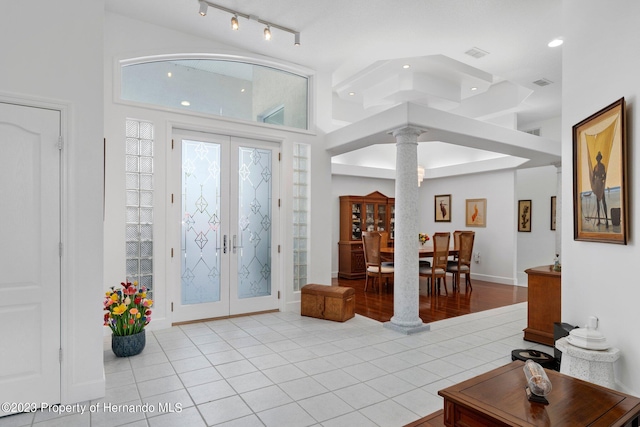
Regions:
[[332, 276, 528, 324]]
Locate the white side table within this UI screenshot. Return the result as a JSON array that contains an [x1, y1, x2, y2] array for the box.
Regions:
[[555, 336, 620, 389]]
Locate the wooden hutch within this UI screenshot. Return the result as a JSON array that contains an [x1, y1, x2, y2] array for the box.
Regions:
[[338, 191, 395, 279]]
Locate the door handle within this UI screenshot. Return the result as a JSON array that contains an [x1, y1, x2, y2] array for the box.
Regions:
[[223, 234, 227, 254], [233, 235, 243, 254]]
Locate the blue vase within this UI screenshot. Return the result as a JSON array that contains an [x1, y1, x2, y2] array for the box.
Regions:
[[111, 330, 146, 357]]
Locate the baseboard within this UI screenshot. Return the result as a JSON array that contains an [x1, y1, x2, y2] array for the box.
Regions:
[[470, 273, 516, 286]]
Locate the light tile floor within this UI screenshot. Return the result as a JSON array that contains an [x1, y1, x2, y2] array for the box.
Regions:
[[2, 302, 553, 427]]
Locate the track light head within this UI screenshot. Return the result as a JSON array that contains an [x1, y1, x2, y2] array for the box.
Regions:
[[198, 1, 207, 16], [231, 14, 239, 30], [264, 26, 271, 41], [294, 32, 300, 46]]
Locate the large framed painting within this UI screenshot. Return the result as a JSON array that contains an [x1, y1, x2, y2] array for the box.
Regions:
[[434, 194, 451, 222], [573, 97, 627, 244], [465, 198, 486, 227], [518, 200, 532, 232]]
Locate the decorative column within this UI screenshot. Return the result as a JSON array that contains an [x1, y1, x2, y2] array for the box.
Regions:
[[553, 161, 562, 258], [384, 127, 430, 335]]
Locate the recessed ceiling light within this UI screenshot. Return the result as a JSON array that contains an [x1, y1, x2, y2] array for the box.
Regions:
[[548, 38, 563, 47], [471, 87, 477, 91], [241, 88, 245, 92], [167, 72, 172, 78], [402, 64, 410, 69], [348, 92, 355, 96], [181, 101, 191, 106]]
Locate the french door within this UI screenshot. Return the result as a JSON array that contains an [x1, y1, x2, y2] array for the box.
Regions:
[[171, 131, 279, 322]]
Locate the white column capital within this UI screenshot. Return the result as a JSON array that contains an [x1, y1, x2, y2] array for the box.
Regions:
[[389, 126, 426, 142]]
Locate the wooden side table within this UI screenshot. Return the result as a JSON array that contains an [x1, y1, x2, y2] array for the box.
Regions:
[[524, 265, 561, 346], [438, 361, 640, 426]]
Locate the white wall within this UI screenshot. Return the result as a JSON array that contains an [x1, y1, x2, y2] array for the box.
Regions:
[[104, 12, 333, 323], [332, 170, 519, 284], [515, 166, 558, 284], [0, 0, 105, 403], [418, 170, 517, 284], [562, 0, 640, 394]]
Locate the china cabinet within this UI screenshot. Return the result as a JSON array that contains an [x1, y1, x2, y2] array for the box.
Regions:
[[338, 192, 394, 278]]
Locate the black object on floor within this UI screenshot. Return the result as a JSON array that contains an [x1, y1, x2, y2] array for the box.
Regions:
[[511, 349, 558, 371]]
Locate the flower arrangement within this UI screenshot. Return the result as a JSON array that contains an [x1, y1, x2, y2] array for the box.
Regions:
[[418, 233, 430, 245], [104, 281, 153, 336]]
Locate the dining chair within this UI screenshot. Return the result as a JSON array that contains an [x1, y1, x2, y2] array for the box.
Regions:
[[362, 231, 394, 294], [446, 231, 475, 292], [419, 232, 450, 295], [447, 230, 464, 267]]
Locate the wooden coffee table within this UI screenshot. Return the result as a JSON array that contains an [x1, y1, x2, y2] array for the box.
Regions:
[[438, 361, 640, 426]]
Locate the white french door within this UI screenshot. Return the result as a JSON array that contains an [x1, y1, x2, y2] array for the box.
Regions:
[[171, 131, 279, 323], [0, 102, 61, 415]]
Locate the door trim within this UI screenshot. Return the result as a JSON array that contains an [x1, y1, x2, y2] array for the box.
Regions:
[[0, 94, 69, 405]]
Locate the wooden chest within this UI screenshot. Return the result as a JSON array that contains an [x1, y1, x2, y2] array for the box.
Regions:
[[301, 284, 355, 322]]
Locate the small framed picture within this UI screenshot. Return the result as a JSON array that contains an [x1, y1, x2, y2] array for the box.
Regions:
[[550, 196, 557, 230], [434, 194, 451, 222], [465, 198, 486, 227], [518, 200, 532, 232]]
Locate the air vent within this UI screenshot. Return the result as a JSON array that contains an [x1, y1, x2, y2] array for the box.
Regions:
[[465, 47, 489, 59], [524, 128, 541, 136], [533, 78, 553, 87]]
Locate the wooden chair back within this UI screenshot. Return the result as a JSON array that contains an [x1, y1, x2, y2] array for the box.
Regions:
[[458, 231, 475, 267], [432, 232, 451, 270], [379, 231, 390, 248], [362, 231, 382, 267]]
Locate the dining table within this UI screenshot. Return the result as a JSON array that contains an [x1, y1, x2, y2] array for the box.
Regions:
[[379, 243, 458, 261]]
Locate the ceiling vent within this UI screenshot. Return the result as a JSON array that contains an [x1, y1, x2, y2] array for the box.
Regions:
[[465, 47, 489, 59], [533, 78, 553, 87]]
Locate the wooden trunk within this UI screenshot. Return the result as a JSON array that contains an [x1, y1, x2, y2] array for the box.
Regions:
[[301, 284, 355, 322]]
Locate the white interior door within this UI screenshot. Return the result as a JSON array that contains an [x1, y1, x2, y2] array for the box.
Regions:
[[0, 102, 61, 415], [171, 131, 279, 323]]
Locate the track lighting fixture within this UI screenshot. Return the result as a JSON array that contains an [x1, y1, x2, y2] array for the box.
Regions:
[[198, 1, 207, 16], [196, 1, 300, 46]]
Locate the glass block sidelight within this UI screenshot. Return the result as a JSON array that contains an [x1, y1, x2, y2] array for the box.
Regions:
[[292, 143, 309, 291], [237, 146, 272, 299], [125, 119, 154, 295], [181, 140, 222, 305]]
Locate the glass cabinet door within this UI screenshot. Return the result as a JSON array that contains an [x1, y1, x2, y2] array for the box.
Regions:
[[390, 205, 395, 239], [377, 205, 386, 231], [351, 203, 362, 240], [365, 203, 375, 233]]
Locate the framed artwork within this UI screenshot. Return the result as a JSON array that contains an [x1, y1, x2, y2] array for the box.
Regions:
[[550, 196, 557, 230], [573, 97, 628, 244], [465, 198, 486, 227], [518, 200, 532, 232], [434, 194, 451, 222]]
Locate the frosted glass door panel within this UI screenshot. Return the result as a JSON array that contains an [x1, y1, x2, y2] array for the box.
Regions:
[[181, 140, 221, 305], [236, 147, 272, 299]]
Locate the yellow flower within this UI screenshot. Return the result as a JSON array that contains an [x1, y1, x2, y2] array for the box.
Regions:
[[112, 304, 127, 315], [110, 293, 119, 302]]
